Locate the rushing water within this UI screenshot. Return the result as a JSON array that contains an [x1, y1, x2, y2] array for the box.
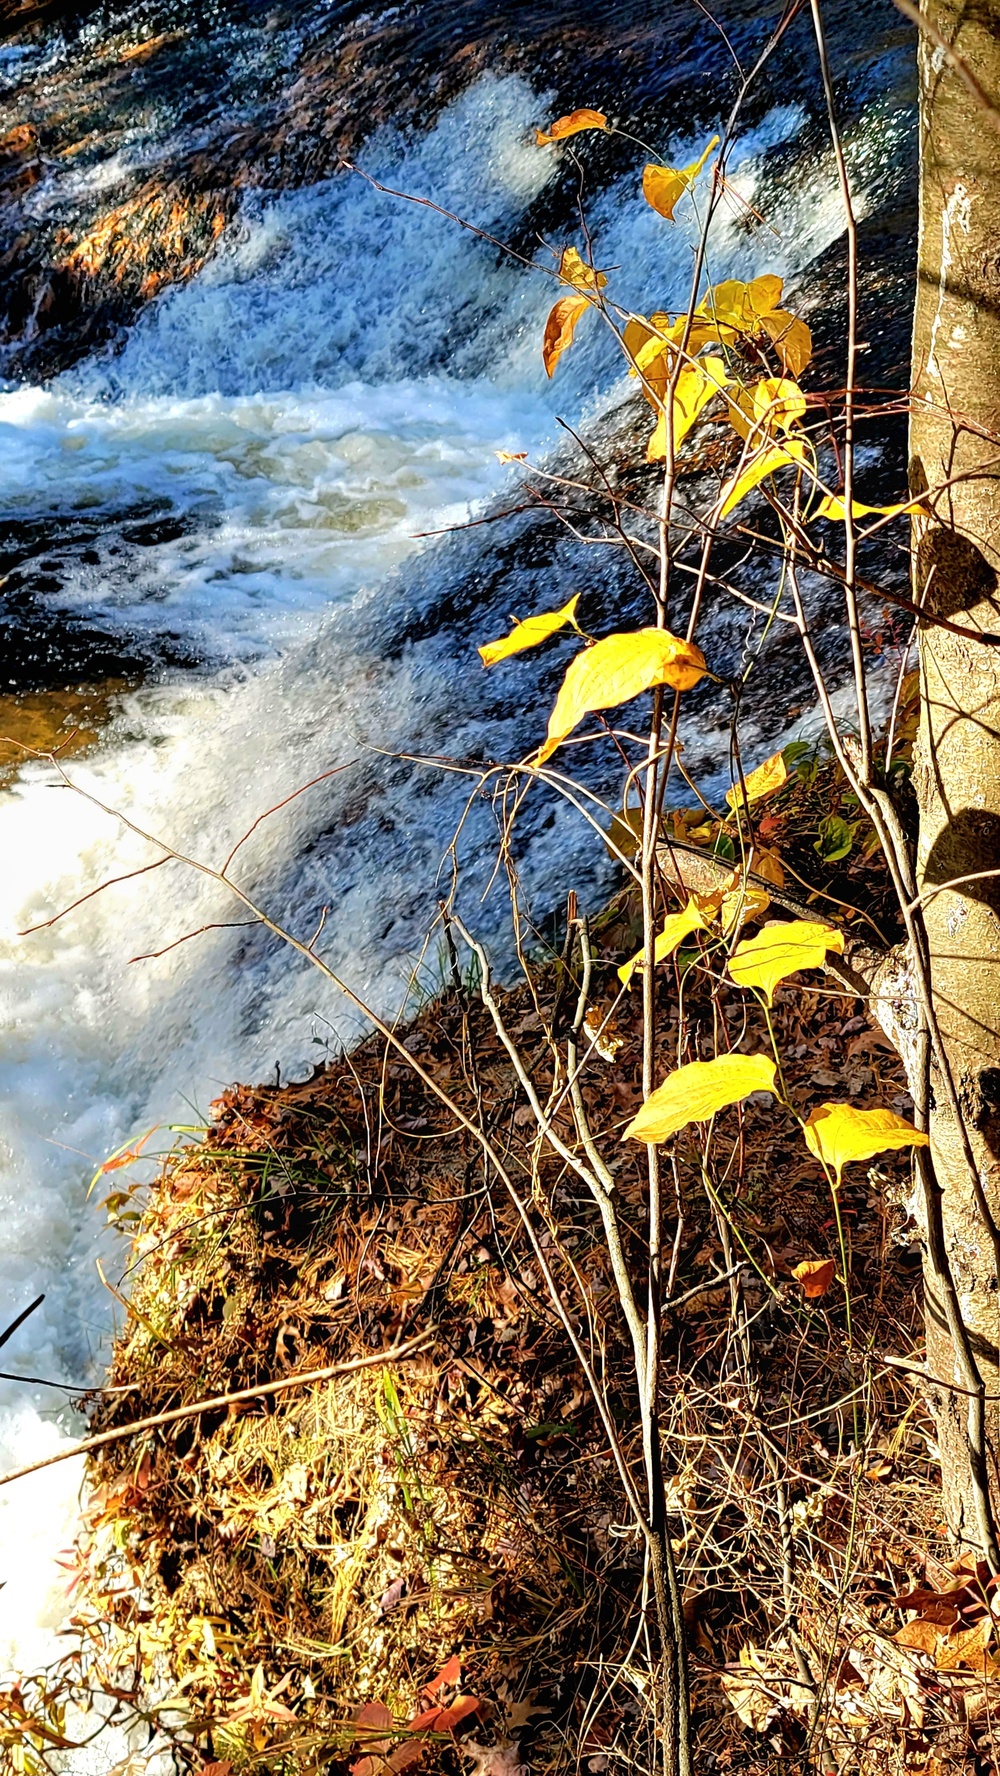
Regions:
[[0, 3, 914, 1736]]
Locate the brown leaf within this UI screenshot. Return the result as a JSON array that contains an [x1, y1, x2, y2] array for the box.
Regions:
[[936, 1616, 994, 1673], [834, 1655, 865, 1691], [894, 1618, 943, 1654], [864, 1457, 894, 1481], [894, 1583, 968, 1623], [378, 1576, 407, 1616], [542, 294, 589, 376], [353, 1699, 393, 1761], [720, 1671, 780, 1734], [845, 1027, 896, 1060], [791, 1257, 836, 1299], [504, 1697, 546, 1731]]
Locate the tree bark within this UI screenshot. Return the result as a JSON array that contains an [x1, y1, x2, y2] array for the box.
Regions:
[[910, 0, 1000, 1547]]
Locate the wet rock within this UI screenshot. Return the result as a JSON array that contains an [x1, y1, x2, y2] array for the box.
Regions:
[[27, 181, 232, 366], [0, 121, 40, 195], [0, 0, 913, 383]]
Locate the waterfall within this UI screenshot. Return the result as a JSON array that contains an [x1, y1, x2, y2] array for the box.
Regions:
[[0, 49, 907, 1720]]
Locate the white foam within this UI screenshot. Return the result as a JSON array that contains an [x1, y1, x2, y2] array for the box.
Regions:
[[0, 377, 554, 656]]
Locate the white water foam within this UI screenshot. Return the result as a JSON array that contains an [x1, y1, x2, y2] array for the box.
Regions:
[[0, 68, 899, 1739]]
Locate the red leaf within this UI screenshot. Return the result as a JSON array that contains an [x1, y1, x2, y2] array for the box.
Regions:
[[435, 1697, 483, 1734], [424, 1653, 461, 1698], [389, 1742, 427, 1773], [409, 1696, 481, 1736], [352, 1699, 394, 1771], [99, 1127, 156, 1173], [356, 1701, 394, 1732]]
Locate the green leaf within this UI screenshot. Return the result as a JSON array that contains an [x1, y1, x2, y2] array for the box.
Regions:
[[781, 740, 811, 769], [814, 814, 856, 863]]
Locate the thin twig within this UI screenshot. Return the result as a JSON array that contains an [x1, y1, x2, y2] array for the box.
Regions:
[[0, 1332, 436, 1489]]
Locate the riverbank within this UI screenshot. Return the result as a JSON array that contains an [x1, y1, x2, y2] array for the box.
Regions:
[[40, 768, 953, 1774]]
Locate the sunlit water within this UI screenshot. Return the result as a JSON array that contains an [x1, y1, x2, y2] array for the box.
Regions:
[[0, 67, 903, 1740]]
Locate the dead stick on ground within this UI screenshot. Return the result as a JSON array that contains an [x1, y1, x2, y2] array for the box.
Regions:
[[0, 1330, 436, 1489]]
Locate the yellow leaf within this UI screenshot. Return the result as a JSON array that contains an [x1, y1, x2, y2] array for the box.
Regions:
[[744, 273, 785, 315], [495, 449, 528, 463], [812, 493, 924, 522], [623, 1052, 777, 1143], [720, 882, 770, 936], [543, 293, 590, 376], [618, 896, 710, 986], [751, 376, 806, 434], [624, 311, 670, 369], [537, 628, 707, 764], [642, 135, 719, 220], [791, 1256, 836, 1299], [632, 326, 677, 403], [558, 245, 608, 291], [695, 281, 810, 372], [625, 319, 721, 415], [728, 379, 803, 446], [728, 918, 844, 1005], [535, 108, 608, 145], [760, 309, 813, 377], [647, 356, 728, 463], [718, 436, 806, 519], [641, 162, 686, 219], [726, 750, 788, 809], [749, 845, 785, 888], [632, 339, 671, 408], [478, 594, 581, 667], [699, 275, 783, 332], [802, 1103, 929, 1186], [935, 1617, 994, 1674], [628, 314, 718, 404], [724, 385, 756, 444]]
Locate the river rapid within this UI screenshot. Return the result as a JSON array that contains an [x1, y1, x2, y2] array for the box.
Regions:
[[0, 0, 914, 1734]]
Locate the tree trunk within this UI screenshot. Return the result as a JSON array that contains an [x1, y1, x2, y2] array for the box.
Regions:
[[910, 0, 1000, 1548]]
